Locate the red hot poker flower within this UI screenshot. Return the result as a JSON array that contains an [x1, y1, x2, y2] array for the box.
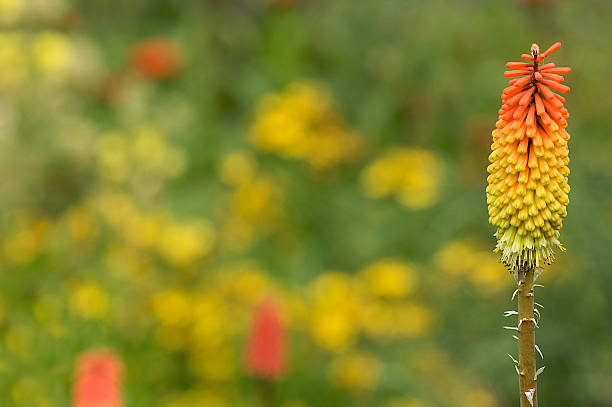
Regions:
[[73, 349, 124, 407], [487, 42, 571, 272], [246, 300, 287, 380]]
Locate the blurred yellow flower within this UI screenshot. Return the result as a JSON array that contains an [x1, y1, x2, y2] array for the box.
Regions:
[[62, 205, 97, 243], [189, 345, 236, 382], [121, 212, 164, 250], [310, 307, 356, 351], [311, 272, 355, 305], [309, 272, 359, 351], [218, 216, 255, 252], [218, 151, 257, 186], [359, 301, 391, 337], [190, 295, 227, 349], [69, 281, 109, 319], [469, 252, 508, 293], [217, 262, 273, 306], [3, 217, 50, 265], [0, 27, 94, 88], [164, 390, 230, 407], [329, 353, 382, 391], [0, 0, 21, 24], [0, 33, 28, 87], [434, 241, 474, 276], [97, 132, 131, 183], [94, 189, 215, 265], [219, 174, 285, 251], [231, 176, 284, 226], [360, 301, 432, 339], [94, 191, 138, 229], [462, 389, 498, 407], [105, 246, 157, 286], [361, 148, 442, 209], [31, 31, 72, 76], [157, 220, 215, 265], [132, 126, 186, 178], [394, 303, 433, 337], [152, 289, 193, 327], [434, 241, 510, 294], [250, 82, 363, 170], [4, 0, 67, 23], [96, 127, 186, 185], [361, 259, 415, 299]]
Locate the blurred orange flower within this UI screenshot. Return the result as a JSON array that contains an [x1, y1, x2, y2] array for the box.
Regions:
[[130, 38, 182, 79], [246, 301, 286, 380], [73, 349, 123, 407]]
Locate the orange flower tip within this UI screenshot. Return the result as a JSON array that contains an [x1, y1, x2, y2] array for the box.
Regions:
[[534, 72, 543, 81], [504, 70, 531, 78], [506, 62, 531, 69], [542, 72, 564, 82], [534, 94, 545, 115], [554, 94, 566, 104], [521, 53, 534, 61], [519, 87, 535, 105], [542, 79, 570, 94], [538, 63, 556, 70], [542, 42, 562, 58], [513, 75, 532, 88], [543, 67, 571, 74]]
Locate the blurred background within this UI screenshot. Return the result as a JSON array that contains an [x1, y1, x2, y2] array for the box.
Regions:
[[1, 0, 611, 406]]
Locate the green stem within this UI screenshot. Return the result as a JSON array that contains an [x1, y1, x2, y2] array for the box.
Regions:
[[258, 378, 275, 407], [518, 268, 537, 407]]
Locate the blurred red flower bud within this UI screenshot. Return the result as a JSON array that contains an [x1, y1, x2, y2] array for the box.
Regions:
[[246, 300, 286, 380], [73, 349, 123, 407], [130, 39, 182, 79]]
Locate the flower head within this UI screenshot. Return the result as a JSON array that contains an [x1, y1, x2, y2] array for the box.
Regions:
[[487, 42, 571, 272], [73, 349, 123, 407], [246, 300, 286, 380]]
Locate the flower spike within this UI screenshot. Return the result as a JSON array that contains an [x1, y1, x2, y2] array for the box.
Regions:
[[487, 42, 571, 272]]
